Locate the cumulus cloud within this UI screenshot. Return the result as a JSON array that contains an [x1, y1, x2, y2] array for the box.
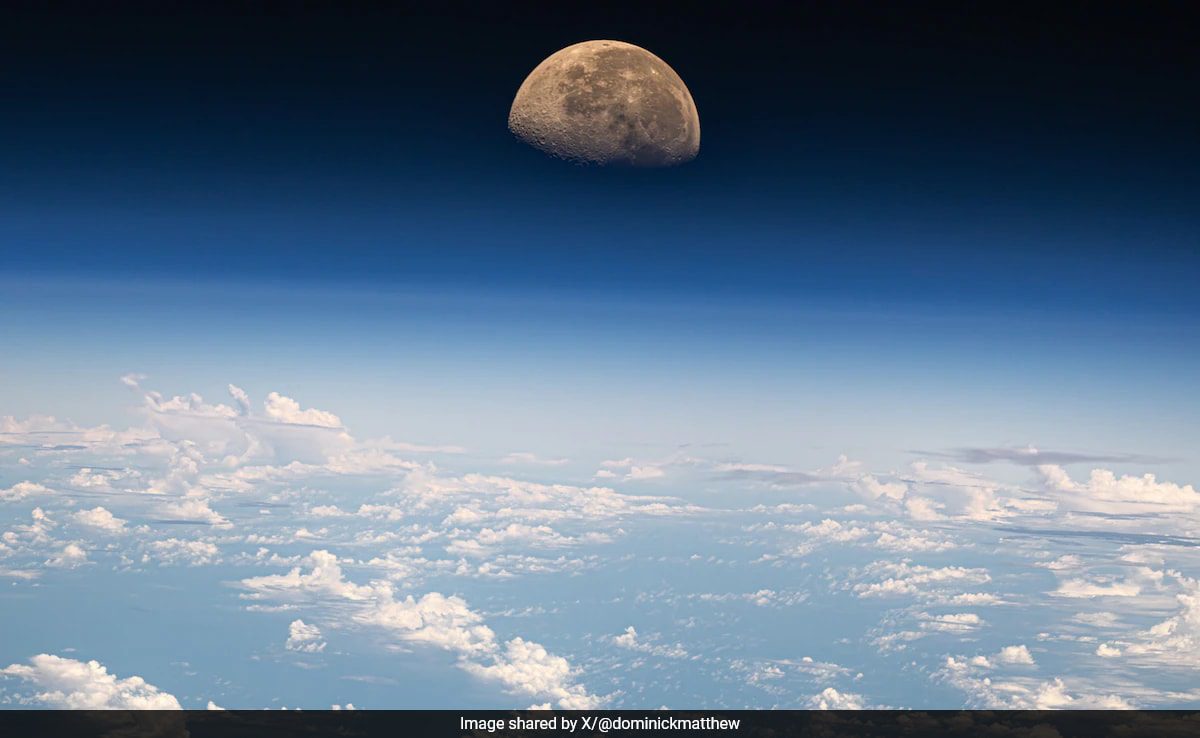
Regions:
[[1, 654, 181, 709], [598, 458, 668, 482], [849, 560, 991, 600], [142, 538, 220, 566], [807, 687, 864, 710], [611, 627, 688, 659], [241, 550, 376, 602], [997, 645, 1035, 665], [1096, 643, 1122, 658], [1052, 577, 1143, 599], [463, 637, 600, 709], [0, 481, 51, 502], [45, 543, 89, 569], [285, 619, 326, 653], [239, 550, 599, 709], [1037, 465, 1200, 515], [446, 523, 585, 558], [780, 518, 960, 557], [358, 589, 497, 655], [936, 657, 1132, 709], [1119, 575, 1200, 667], [262, 392, 343, 429], [73, 507, 126, 534], [155, 496, 230, 528]]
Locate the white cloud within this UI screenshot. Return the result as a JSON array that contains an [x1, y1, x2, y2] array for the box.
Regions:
[[997, 645, 1035, 665], [1119, 575, 1200, 667], [916, 612, 985, 634], [853, 475, 908, 502], [625, 466, 665, 481], [1052, 578, 1142, 598], [611, 627, 688, 659], [0, 481, 51, 502], [285, 619, 327, 653], [143, 538, 220, 566], [1037, 554, 1084, 571], [1072, 611, 1121, 628], [782, 519, 960, 557], [501, 452, 569, 467], [1096, 643, 1122, 658], [1, 654, 181, 709], [463, 637, 600, 710], [73, 507, 127, 534], [597, 458, 667, 482], [1037, 465, 1200, 515], [937, 657, 1132, 709], [446, 524, 583, 557], [157, 497, 230, 528], [357, 589, 497, 655], [262, 392, 343, 429], [241, 550, 376, 601], [849, 560, 991, 600], [240, 550, 599, 709], [806, 687, 864, 710], [902, 462, 1004, 521], [45, 543, 88, 569]]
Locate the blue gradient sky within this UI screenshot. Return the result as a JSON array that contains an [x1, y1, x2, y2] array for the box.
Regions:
[[1, 3, 1198, 711]]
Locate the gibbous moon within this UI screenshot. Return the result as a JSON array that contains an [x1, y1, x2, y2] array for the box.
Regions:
[[508, 40, 700, 167]]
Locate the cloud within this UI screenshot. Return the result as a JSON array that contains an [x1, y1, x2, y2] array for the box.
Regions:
[[611, 627, 688, 659], [501, 452, 569, 467], [779, 519, 960, 557], [239, 550, 599, 709], [807, 687, 864, 709], [1037, 554, 1084, 571], [599, 458, 669, 482], [446, 523, 588, 558], [137, 382, 353, 467], [285, 619, 326, 653], [1052, 577, 1143, 598], [73, 507, 127, 534], [1037, 465, 1200, 515], [0, 481, 52, 502], [1096, 643, 1122, 658], [262, 392, 343, 429], [241, 550, 376, 602], [142, 538, 220, 566], [916, 612, 985, 634], [396, 472, 699, 524], [899, 462, 1004, 521], [463, 637, 600, 709], [357, 590, 497, 655], [849, 560, 991, 600], [45, 543, 88, 568], [713, 464, 820, 488], [156, 497, 230, 528], [923, 446, 1159, 467], [691, 589, 808, 608], [1119, 575, 1200, 667], [936, 657, 1133, 709], [997, 645, 1035, 665], [1, 654, 181, 709]]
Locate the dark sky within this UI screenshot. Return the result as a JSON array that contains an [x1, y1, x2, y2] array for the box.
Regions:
[[2, 1, 1197, 314]]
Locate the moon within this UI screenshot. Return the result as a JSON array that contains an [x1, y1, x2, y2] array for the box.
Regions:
[[508, 40, 700, 167]]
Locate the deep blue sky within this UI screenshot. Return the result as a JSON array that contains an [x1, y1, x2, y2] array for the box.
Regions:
[[3, 4, 1200, 712], [1, 2, 1196, 317]]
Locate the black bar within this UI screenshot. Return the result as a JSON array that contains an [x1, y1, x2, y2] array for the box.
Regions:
[[1, 710, 1199, 738]]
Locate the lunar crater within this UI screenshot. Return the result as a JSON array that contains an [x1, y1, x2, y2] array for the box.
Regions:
[[508, 40, 700, 167]]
